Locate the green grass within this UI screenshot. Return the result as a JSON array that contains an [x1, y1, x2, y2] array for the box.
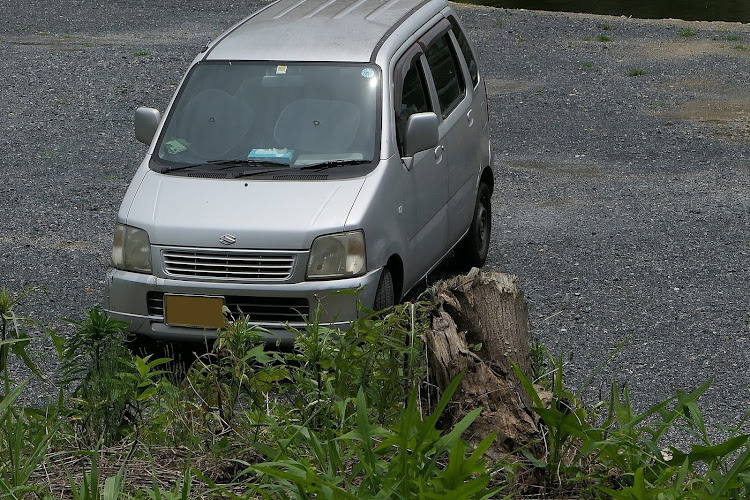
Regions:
[[734, 45, 747, 51], [597, 34, 612, 42], [132, 50, 149, 57], [627, 67, 646, 77], [581, 61, 594, 68], [681, 28, 698, 37], [2, 283, 750, 497], [727, 34, 742, 41], [39, 152, 52, 158]]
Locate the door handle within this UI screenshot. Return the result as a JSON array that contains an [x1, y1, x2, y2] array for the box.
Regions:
[[467, 109, 474, 127], [434, 144, 444, 163]]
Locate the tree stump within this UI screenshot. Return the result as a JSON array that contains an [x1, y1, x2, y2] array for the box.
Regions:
[[425, 268, 543, 459]]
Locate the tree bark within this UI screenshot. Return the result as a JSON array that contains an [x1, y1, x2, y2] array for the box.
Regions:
[[425, 268, 543, 458]]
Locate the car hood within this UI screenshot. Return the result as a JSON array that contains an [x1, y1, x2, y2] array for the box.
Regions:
[[123, 171, 365, 250]]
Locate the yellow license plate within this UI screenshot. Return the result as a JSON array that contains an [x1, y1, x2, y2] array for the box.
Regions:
[[164, 294, 225, 329]]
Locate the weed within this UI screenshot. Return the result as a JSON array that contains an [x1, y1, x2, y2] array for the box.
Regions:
[[0, 382, 59, 497], [734, 45, 747, 51], [597, 34, 611, 42], [601, 23, 612, 31], [132, 50, 149, 57], [184, 313, 285, 432], [119, 353, 173, 436], [0, 286, 48, 393], [286, 298, 428, 426], [681, 28, 698, 37], [512, 347, 750, 497], [39, 152, 52, 158], [627, 68, 646, 77], [581, 61, 594, 68], [0, 287, 57, 497], [63, 443, 129, 500], [247, 373, 500, 498], [529, 339, 551, 384], [514, 34, 526, 43], [0, 297, 749, 497], [727, 34, 742, 41], [60, 308, 135, 445]]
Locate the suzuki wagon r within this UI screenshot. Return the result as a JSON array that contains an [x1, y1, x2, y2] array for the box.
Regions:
[[105, 0, 493, 344]]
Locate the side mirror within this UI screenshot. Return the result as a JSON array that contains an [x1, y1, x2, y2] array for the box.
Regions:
[[134, 107, 161, 145], [403, 112, 439, 158]]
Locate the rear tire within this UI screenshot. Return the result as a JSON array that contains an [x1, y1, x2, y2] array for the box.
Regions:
[[455, 182, 491, 270], [373, 267, 395, 311]]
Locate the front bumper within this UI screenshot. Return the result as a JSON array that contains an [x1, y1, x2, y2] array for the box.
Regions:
[[104, 267, 381, 346]]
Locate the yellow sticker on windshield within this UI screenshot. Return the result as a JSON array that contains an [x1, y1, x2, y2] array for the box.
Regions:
[[276, 65, 288, 75]]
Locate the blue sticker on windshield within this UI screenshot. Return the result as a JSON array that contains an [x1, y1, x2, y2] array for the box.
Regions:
[[361, 68, 375, 78]]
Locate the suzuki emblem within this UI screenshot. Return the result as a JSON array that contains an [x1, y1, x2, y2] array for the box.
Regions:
[[219, 234, 237, 245]]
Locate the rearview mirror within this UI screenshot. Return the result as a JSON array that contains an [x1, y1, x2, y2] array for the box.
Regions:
[[134, 107, 161, 145], [403, 112, 438, 158]]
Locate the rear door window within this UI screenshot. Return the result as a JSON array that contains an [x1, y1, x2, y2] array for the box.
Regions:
[[424, 33, 466, 119]]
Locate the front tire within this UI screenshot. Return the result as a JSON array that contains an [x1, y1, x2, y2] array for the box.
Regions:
[[373, 267, 395, 311], [455, 182, 491, 269]]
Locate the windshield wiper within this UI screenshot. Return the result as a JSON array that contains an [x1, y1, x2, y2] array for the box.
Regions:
[[207, 159, 290, 170], [158, 158, 288, 174], [157, 163, 206, 174], [232, 167, 293, 179], [298, 159, 372, 171]]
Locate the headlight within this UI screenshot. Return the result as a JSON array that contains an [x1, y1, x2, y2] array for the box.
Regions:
[[307, 230, 366, 279], [111, 223, 152, 273]]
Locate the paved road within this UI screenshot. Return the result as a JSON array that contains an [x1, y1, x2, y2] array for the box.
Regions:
[[1, 2, 748, 429]]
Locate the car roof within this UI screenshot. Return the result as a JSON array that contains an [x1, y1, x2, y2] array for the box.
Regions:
[[204, 0, 447, 63]]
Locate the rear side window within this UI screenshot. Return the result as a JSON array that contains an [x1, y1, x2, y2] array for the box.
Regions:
[[425, 34, 466, 118], [449, 16, 479, 88]]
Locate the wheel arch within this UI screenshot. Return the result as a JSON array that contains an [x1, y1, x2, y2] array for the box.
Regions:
[[480, 166, 494, 194], [384, 254, 404, 301]]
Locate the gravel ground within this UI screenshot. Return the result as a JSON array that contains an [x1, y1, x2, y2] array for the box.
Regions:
[[1, 2, 748, 430]]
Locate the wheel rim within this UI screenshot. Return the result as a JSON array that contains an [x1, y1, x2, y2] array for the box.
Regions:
[[477, 202, 489, 252]]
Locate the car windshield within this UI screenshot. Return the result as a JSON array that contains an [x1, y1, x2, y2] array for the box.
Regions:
[[153, 62, 380, 173]]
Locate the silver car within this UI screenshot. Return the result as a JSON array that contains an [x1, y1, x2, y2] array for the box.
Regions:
[[106, 0, 493, 344]]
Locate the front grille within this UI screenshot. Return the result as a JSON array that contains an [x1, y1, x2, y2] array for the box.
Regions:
[[146, 292, 309, 323], [162, 249, 295, 281], [225, 296, 309, 322], [147, 292, 165, 317]]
